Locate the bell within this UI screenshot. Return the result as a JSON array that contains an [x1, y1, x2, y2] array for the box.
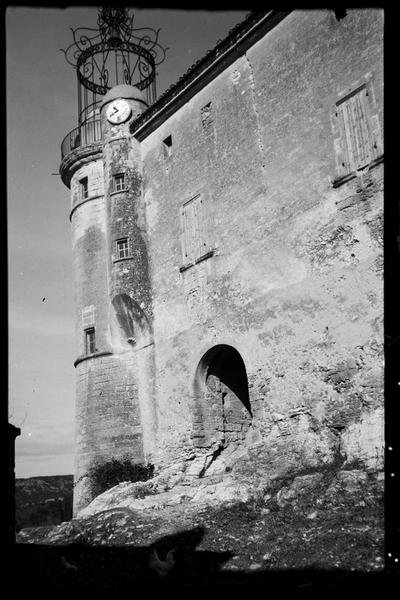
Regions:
[[108, 26, 121, 47]]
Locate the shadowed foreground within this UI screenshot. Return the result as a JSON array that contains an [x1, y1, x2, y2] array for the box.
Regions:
[[8, 535, 394, 594], [11, 481, 396, 594]]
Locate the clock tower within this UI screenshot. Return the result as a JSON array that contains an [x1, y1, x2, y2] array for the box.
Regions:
[[59, 8, 166, 513]]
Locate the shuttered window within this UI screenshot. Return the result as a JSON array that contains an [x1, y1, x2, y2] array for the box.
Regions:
[[181, 195, 209, 264], [334, 85, 381, 177]]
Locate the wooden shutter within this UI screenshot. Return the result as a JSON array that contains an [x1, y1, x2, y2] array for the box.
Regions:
[[348, 88, 371, 169], [182, 199, 193, 263], [335, 105, 351, 175], [336, 86, 373, 173], [193, 197, 202, 260], [198, 197, 209, 256], [187, 198, 196, 262], [182, 195, 206, 263]]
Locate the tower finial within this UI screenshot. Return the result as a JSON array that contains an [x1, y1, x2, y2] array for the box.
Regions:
[[98, 7, 129, 46]]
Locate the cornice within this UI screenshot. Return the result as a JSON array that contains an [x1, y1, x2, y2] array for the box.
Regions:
[[130, 10, 292, 141], [69, 194, 104, 221], [59, 141, 103, 188], [74, 351, 113, 368]]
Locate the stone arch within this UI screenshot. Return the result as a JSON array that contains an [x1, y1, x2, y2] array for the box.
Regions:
[[192, 344, 252, 448]]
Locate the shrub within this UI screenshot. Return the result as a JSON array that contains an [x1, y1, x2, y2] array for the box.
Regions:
[[88, 458, 154, 496]]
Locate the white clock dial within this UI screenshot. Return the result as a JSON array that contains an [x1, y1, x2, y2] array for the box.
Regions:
[[106, 99, 131, 124]]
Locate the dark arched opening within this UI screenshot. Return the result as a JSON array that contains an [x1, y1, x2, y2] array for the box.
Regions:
[[206, 347, 252, 415], [192, 345, 252, 448]]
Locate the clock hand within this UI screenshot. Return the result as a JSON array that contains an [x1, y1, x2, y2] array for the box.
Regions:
[[112, 106, 119, 114]]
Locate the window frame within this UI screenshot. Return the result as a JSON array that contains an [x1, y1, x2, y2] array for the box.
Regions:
[[85, 327, 96, 355], [79, 176, 89, 200], [112, 173, 127, 193], [115, 237, 131, 260]]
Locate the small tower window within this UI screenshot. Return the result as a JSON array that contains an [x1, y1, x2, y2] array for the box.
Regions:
[[163, 135, 172, 158], [116, 238, 130, 259], [112, 173, 126, 192], [85, 327, 96, 354], [79, 176, 88, 200]]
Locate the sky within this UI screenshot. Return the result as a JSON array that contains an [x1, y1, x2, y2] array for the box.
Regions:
[[7, 6, 248, 479]]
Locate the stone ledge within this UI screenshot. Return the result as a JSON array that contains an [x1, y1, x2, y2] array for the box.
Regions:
[[74, 351, 113, 368], [60, 142, 103, 188], [332, 155, 384, 189]]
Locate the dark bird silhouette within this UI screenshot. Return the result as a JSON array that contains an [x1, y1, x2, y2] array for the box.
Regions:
[[148, 546, 176, 578]]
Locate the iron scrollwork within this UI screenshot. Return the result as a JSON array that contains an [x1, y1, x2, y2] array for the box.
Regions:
[[61, 7, 167, 97]]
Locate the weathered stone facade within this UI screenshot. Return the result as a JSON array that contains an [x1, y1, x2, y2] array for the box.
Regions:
[[60, 9, 384, 514]]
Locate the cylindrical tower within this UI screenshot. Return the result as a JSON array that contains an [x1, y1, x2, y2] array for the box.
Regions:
[[59, 8, 166, 514]]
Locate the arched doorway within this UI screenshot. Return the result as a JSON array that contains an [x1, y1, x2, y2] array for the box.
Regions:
[[192, 345, 252, 448]]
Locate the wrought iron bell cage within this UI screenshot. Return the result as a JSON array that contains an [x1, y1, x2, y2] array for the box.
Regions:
[[61, 7, 167, 157]]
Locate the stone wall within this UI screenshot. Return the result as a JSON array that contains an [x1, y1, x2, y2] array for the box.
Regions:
[[139, 9, 384, 485], [74, 353, 145, 512]]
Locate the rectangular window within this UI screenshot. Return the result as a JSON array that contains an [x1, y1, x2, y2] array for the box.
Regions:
[[181, 194, 210, 264], [112, 173, 126, 192], [334, 84, 381, 177], [85, 327, 96, 354], [163, 135, 172, 158], [116, 238, 130, 259], [79, 176, 88, 200]]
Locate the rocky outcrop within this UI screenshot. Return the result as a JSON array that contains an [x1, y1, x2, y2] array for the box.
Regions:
[[74, 448, 383, 524]]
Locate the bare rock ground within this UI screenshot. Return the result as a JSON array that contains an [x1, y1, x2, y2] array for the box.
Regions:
[[12, 466, 394, 593]]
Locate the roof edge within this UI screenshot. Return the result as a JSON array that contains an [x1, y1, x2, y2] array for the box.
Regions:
[[130, 10, 292, 141]]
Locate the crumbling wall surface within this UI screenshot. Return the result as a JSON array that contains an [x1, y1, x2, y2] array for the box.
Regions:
[[140, 9, 383, 488]]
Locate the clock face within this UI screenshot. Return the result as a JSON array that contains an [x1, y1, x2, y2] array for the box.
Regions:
[[106, 99, 131, 124]]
